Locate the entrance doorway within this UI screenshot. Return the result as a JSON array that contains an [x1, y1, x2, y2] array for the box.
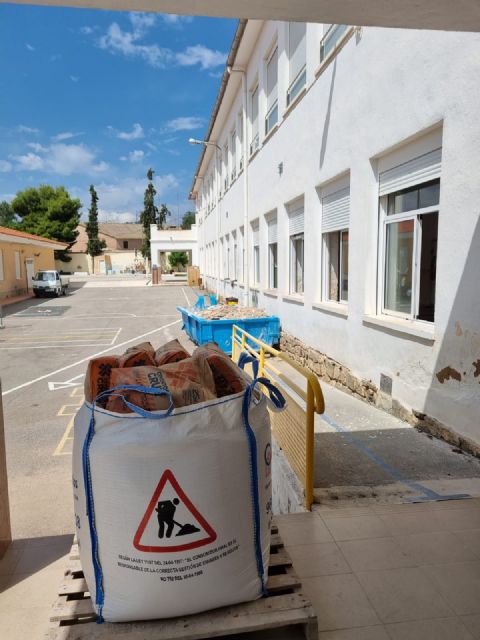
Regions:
[[25, 259, 34, 291]]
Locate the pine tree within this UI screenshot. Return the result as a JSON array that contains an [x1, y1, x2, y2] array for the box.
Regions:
[[85, 185, 106, 272], [140, 168, 159, 265]]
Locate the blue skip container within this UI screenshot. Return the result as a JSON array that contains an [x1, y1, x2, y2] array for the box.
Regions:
[[177, 306, 281, 355]]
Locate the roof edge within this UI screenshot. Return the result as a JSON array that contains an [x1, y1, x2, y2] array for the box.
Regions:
[[189, 18, 248, 198]]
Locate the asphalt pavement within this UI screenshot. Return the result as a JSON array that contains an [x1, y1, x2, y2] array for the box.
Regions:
[[0, 278, 195, 539]]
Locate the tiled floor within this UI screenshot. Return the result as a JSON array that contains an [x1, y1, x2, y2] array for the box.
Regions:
[[1, 499, 479, 639], [276, 498, 480, 639]]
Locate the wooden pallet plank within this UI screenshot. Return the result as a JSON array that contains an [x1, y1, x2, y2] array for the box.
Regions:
[[268, 549, 292, 568], [266, 572, 301, 593], [269, 534, 284, 550], [50, 598, 96, 622], [58, 577, 88, 596], [49, 596, 315, 640]]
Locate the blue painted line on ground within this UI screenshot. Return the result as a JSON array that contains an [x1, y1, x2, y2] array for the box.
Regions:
[[321, 413, 471, 503]]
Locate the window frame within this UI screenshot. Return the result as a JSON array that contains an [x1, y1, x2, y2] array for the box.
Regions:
[[268, 241, 278, 289], [0, 249, 3, 281], [14, 251, 21, 280], [319, 24, 349, 64], [378, 183, 439, 322], [289, 232, 304, 295], [323, 228, 349, 304], [265, 45, 278, 135], [249, 83, 259, 156]]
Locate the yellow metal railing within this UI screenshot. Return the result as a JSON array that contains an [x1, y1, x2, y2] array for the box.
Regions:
[[232, 325, 325, 510]]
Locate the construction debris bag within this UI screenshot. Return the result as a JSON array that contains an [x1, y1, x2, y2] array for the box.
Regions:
[[73, 378, 284, 622], [193, 344, 250, 397]]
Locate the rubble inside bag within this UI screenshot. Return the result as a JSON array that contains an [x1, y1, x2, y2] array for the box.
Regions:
[[193, 343, 251, 397], [106, 357, 217, 413], [155, 338, 190, 366], [118, 346, 156, 368], [194, 305, 268, 320], [84, 356, 120, 404]]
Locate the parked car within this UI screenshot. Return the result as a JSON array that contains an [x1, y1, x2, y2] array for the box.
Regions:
[[32, 270, 69, 297]]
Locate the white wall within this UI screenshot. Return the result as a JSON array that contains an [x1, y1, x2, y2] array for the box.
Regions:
[[150, 225, 199, 268], [194, 22, 480, 446]]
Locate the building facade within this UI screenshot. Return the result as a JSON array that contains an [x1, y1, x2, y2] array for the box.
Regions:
[[190, 21, 480, 448], [150, 225, 198, 272], [0, 226, 67, 301]]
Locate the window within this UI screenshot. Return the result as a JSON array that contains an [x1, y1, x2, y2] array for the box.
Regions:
[[379, 147, 441, 322], [0, 250, 3, 281], [123, 240, 128, 249], [230, 129, 236, 181], [324, 230, 349, 302], [321, 183, 350, 303], [223, 143, 229, 191], [238, 113, 244, 170], [250, 86, 259, 155], [232, 231, 237, 280], [239, 226, 245, 281], [225, 234, 230, 279], [320, 24, 349, 63], [266, 213, 278, 289], [251, 220, 260, 285], [14, 251, 21, 280], [265, 46, 278, 135], [287, 22, 306, 106], [288, 199, 304, 294]]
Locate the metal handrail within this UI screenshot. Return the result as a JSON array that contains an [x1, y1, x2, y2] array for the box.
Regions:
[[232, 325, 325, 509]]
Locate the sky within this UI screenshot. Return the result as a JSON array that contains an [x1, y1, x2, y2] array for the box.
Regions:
[[0, 4, 237, 225]]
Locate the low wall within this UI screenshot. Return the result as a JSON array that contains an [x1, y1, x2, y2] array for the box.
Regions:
[[271, 437, 305, 514], [280, 331, 480, 459]]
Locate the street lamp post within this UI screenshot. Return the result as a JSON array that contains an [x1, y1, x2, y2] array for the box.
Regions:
[[189, 138, 222, 299]]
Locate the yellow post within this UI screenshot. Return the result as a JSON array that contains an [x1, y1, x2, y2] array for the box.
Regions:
[[305, 384, 315, 511]]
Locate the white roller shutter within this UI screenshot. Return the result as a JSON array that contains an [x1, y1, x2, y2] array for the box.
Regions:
[[289, 22, 306, 83], [251, 220, 259, 246], [288, 201, 304, 235], [379, 148, 442, 196], [266, 47, 278, 110], [322, 187, 350, 233], [267, 216, 278, 244]]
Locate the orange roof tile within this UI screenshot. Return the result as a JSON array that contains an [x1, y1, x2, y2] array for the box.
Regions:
[[0, 226, 67, 247]]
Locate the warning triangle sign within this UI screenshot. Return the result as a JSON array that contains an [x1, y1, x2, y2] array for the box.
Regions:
[[133, 469, 217, 553]]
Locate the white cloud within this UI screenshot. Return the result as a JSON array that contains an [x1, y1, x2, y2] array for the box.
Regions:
[[75, 174, 178, 222], [27, 142, 48, 152], [17, 125, 39, 134], [129, 12, 156, 32], [145, 142, 158, 152], [26, 43, 35, 51], [95, 17, 225, 71], [0, 160, 12, 173], [165, 116, 204, 132], [112, 123, 144, 141], [161, 14, 193, 25], [51, 131, 83, 142], [12, 143, 109, 176], [120, 150, 144, 162], [176, 45, 227, 70], [80, 26, 95, 35], [98, 22, 172, 68], [70, 75, 79, 83]]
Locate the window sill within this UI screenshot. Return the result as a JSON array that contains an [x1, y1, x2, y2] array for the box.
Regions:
[[263, 289, 278, 298], [283, 86, 307, 118], [282, 294, 304, 305], [312, 301, 348, 317], [362, 314, 435, 342], [249, 147, 260, 163], [263, 123, 278, 145], [250, 285, 260, 292], [314, 27, 355, 78]]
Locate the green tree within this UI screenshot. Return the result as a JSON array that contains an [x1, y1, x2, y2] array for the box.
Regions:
[[0, 201, 16, 227], [85, 185, 106, 271], [140, 168, 158, 264], [181, 211, 196, 230], [11, 185, 81, 261], [158, 203, 171, 230], [168, 251, 189, 271]]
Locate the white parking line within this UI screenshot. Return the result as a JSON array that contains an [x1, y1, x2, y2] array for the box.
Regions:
[[1, 318, 181, 397], [181, 287, 192, 306], [109, 327, 122, 345]]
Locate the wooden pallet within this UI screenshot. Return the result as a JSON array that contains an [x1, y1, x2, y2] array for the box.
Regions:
[[47, 524, 317, 640]]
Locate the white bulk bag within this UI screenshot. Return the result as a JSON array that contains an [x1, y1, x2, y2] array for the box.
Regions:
[[72, 377, 284, 623]]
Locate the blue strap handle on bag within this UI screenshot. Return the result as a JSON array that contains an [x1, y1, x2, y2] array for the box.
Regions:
[[82, 385, 174, 623], [241, 377, 285, 597], [237, 351, 260, 379]]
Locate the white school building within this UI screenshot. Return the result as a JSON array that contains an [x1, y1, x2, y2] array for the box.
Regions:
[[189, 20, 480, 450]]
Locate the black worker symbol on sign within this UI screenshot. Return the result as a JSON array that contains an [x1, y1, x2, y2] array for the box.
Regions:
[[155, 499, 201, 539]]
